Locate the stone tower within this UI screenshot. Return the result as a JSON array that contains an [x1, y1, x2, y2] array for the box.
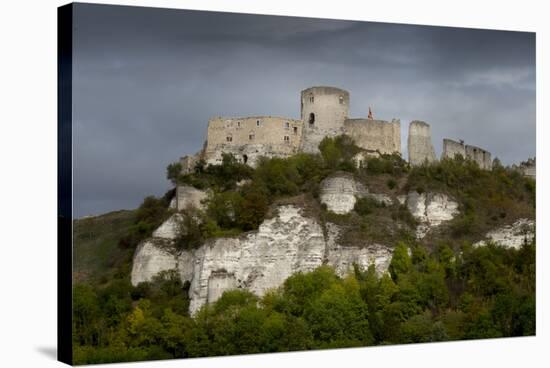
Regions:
[[408, 120, 436, 166], [300, 86, 350, 153]]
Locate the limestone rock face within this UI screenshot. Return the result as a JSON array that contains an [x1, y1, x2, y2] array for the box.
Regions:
[[319, 173, 393, 214], [474, 219, 535, 249], [176, 185, 208, 211], [131, 205, 395, 315], [319, 173, 366, 214], [185, 206, 326, 313], [152, 214, 182, 239], [405, 192, 459, 238], [131, 240, 178, 285], [365, 193, 393, 206], [326, 223, 392, 277]]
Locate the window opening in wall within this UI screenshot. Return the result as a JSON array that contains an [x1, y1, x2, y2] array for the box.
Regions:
[[309, 95, 314, 103], [243, 155, 248, 164], [237, 121, 241, 128], [309, 113, 315, 125], [293, 126, 298, 134], [339, 95, 344, 104], [249, 133, 254, 140], [256, 120, 260, 127], [284, 135, 290, 143], [285, 122, 290, 129], [226, 134, 232, 142]]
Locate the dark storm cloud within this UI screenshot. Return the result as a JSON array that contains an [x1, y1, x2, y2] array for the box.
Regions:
[[72, 3, 535, 217]]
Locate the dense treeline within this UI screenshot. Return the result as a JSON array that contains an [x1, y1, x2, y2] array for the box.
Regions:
[[406, 156, 535, 241], [73, 136, 536, 364], [73, 240, 535, 364]]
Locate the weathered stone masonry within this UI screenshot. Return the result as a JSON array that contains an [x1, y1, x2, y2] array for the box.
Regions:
[[181, 86, 496, 172], [203, 116, 303, 166], [442, 138, 492, 170], [196, 86, 402, 167], [408, 120, 436, 166]]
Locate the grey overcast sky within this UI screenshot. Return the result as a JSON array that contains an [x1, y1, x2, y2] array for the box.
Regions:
[[72, 3, 536, 218]]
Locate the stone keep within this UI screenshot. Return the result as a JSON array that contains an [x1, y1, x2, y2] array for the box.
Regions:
[[300, 86, 350, 153], [197, 86, 405, 169], [408, 120, 436, 166]]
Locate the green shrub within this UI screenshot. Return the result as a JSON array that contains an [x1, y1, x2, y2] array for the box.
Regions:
[[354, 197, 382, 216]]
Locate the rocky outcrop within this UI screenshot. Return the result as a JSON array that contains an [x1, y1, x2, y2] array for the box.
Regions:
[[152, 214, 182, 239], [319, 173, 366, 214], [185, 206, 326, 314], [325, 223, 393, 277], [319, 173, 393, 214], [404, 192, 459, 238], [131, 240, 178, 285], [176, 185, 208, 211], [474, 219, 535, 249], [131, 205, 394, 315]]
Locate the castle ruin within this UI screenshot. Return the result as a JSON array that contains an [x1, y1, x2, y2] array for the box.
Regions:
[[180, 86, 496, 172], [442, 138, 492, 170], [408, 120, 437, 166]]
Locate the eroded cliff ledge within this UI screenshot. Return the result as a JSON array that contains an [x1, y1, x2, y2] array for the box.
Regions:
[[131, 205, 393, 315]]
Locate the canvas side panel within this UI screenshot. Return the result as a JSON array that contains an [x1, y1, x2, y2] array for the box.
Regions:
[[58, 3, 73, 366]]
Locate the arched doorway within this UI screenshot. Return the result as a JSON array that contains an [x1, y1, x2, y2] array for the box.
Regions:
[[243, 154, 248, 164]]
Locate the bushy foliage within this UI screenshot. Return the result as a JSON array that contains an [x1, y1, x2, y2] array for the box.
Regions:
[[177, 153, 254, 191], [118, 194, 171, 250], [73, 240, 535, 363], [406, 157, 535, 240], [354, 197, 384, 216], [363, 153, 408, 176], [318, 135, 361, 172]]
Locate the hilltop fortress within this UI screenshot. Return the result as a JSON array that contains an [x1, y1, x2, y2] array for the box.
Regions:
[[180, 86, 499, 172]]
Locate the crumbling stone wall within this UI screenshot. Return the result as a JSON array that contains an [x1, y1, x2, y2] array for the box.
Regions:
[[442, 138, 466, 160], [465, 145, 492, 170], [408, 120, 436, 166], [300, 86, 349, 153], [179, 153, 201, 174], [519, 158, 536, 179], [442, 138, 492, 170], [204, 116, 303, 166], [344, 118, 401, 155]]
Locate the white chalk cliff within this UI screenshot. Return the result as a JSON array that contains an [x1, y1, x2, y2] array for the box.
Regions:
[[401, 192, 459, 239], [319, 173, 393, 215], [131, 205, 393, 315], [474, 219, 535, 249]]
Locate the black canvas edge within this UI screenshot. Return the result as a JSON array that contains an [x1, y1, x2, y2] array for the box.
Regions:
[[58, 3, 73, 366]]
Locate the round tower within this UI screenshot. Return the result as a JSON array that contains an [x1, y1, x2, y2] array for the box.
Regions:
[[300, 86, 350, 153]]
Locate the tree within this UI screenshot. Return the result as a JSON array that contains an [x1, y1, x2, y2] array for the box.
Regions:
[[166, 162, 182, 185], [389, 242, 412, 280]]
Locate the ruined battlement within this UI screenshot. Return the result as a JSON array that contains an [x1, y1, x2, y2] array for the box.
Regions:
[[442, 138, 492, 170], [343, 118, 401, 155]]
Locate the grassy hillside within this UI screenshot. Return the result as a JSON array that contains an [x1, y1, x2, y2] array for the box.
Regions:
[[73, 210, 137, 284]]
